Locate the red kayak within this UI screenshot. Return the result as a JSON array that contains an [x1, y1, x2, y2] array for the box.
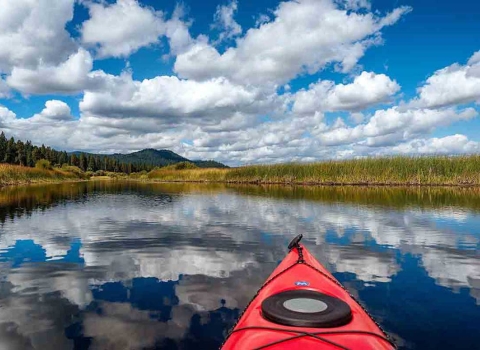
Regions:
[[221, 235, 396, 349]]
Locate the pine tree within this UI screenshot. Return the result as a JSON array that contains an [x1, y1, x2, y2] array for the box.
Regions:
[[24, 141, 33, 167], [58, 152, 66, 166], [4, 137, 16, 164], [40, 144, 47, 159], [15, 140, 26, 166], [70, 154, 78, 167], [79, 153, 87, 171], [87, 155, 95, 171], [31, 148, 41, 164], [0, 132, 7, 162]]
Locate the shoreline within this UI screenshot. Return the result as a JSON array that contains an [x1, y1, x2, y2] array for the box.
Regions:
[[2, 155, 480, 189], [1, 177, 480, 189], [0, 178, 89, 189], [133, 179, 480, 187]]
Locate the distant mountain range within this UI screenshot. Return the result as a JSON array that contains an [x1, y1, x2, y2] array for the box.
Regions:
[[71, 149, 228, 168]]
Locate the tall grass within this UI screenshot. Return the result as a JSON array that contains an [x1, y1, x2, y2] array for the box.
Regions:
[[145, 156, 480, 186], [0, 163, 86, 187], [147, 167, 229, 182]]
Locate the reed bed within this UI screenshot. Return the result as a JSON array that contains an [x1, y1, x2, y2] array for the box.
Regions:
[[147, 167, 230, 182], [145, 156, 480, 186], [0, 163, 84, 187]]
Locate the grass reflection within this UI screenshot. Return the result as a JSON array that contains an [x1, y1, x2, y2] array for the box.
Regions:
[[1, 181, 479, 225]]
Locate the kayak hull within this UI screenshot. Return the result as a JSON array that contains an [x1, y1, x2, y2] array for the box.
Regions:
[[221, 243, 395, 349]]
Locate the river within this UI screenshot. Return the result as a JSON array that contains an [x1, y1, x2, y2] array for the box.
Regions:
[[0, 181, 479, 349]]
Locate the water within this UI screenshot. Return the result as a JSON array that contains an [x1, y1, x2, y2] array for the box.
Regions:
[[0, 181, 479, 349]]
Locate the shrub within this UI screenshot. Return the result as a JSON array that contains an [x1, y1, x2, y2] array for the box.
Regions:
[[164, 162, 198, 170], [61, 165, 83, 175], [35, 159, 52, 170]]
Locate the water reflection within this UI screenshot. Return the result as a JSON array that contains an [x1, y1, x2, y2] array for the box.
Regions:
[[0, 182, 479, 349]]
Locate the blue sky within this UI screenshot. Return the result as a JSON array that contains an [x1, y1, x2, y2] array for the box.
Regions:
[[0, 0, 479, 164]]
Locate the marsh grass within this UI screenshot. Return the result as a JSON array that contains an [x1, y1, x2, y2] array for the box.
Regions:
[[0, 163, 85, 187], [145, 156, 480, 186], [147, 167, 229, 182]]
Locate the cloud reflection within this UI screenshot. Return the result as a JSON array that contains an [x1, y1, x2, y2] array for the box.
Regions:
[[0, 183, 479, 349]]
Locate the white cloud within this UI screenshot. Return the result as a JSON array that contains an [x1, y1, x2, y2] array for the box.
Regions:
[[293, 71, 400, 114], [164, 5, 195, 56], [174, 0, 411, 85], [81, 0, 167, 58], [349, 112, 365, 124], [7, 49, 93, 95], [0, 105, 16, 127], [212, 0, 242, 43], [0, 102, 78, 151], [31, 100, 74, 122], [414, 51, 480, 108], [389, 134, 480, 155], [80, 72, 268, 124], [0, 0, 76, 74], [0, 77, 11, 98], [468, 51, 480, 65], [319, 107, 477, 147], [255, 14, 271, 27], [0, 1, 478, 164], [335, 0, 372, 11]]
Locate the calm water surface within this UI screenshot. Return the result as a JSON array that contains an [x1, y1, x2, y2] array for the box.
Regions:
[[0, 181, 479, 349]]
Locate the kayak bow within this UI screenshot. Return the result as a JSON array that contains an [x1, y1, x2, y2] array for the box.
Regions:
[[221, 235, 395, 350]]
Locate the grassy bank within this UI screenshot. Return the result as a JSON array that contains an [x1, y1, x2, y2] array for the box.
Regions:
[[143, 156, 480, 186], [3, 155, 480, 188], [0, 164, 87, 187]]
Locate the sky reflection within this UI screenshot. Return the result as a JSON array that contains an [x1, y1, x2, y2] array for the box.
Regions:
[[0, 182, 479, 349]]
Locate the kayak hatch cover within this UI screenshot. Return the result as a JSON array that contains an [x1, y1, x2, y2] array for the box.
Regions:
[[221, 234, 396, 350]]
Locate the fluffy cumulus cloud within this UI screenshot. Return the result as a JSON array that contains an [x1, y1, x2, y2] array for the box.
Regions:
[[0, 0, 479, 163], [390, 134, 480, 155], [319, 107, 477, 147], [7, 49, 94, 95], [0, 102, 78, 151], [80, 72, 270, 125], [0, 105, 16, 127], [212, 0, 242, 43], [81, 0, 167, 58], [174, 0, 412, 85], [414, 51, 480, 108], [293, 72, 400, 114], [31, 100, 74, 122], [0, 0, 76, 73]]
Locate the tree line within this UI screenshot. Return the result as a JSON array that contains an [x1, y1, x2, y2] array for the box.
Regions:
[[0, 132, 154, 174]]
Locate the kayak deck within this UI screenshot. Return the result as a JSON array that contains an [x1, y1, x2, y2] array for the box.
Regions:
[[222, 239, 395, 349]]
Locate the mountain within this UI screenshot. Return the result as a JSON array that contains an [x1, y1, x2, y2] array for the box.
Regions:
[[71, 149, 228, 168], [109, 149, 189, 166]]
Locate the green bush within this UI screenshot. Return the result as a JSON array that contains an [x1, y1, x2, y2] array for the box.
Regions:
[[163, 161, 198, 170], [62, 165, 83, 175], [35, 159, 52, 170]]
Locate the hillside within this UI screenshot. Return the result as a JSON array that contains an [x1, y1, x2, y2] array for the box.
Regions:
[[72, 149, 228, 168], [109, 149, 189, 166]]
